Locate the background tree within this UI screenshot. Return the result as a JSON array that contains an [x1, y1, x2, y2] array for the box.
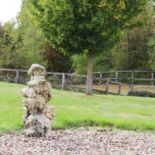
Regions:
[[28, 0, 148, 95], [44, 45, 72, 72], [16, 1, 72, 71], [0, 19, 47, 69], [112, 2, 153, 70], [17, 2, 48, 68], [112, 26, 153, 70], [148, 27, 155, 71], [0, 21, 21, 68]]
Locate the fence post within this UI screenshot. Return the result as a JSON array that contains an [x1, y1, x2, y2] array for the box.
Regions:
[[61, 73, 65, 90], [151, 73, 154, 86], [129, 84, 134, 92], [131, 71, 134, 84], [15, 70, 19, 83], [118, 83, 121, 95], [105, 78, 109, 94], [115, 71, 118, 82], [99, 73, 102, 84]]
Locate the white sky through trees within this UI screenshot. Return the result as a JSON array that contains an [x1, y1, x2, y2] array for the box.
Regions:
[[0, 0, 22, 24]]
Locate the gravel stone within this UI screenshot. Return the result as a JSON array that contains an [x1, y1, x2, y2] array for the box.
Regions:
[[0, 129, 155, 155]]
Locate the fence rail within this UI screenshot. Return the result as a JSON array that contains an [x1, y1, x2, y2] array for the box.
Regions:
[[1, 68, 155, 95], [95, 70, 155, 85]]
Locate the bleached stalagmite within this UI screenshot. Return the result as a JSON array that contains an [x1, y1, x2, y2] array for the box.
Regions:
[[21, 64, 54, 137]]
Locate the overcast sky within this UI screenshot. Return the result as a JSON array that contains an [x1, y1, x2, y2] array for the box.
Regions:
[[0, 0, 22, 24]]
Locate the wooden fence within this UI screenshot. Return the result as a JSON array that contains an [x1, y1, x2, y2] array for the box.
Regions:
[[105, 79, 122, 95], [94, 70, 155, 85], [1, 68, 155, 95], [0, 68, 87, 92]]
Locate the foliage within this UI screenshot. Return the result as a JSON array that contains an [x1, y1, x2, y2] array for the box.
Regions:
[[18, 1, 72, 71], [111, 2, 153, 70], [0, 2, 72, 71], [29, 0, 148, 55], [0, 23, 4, 54], [0, 19, 47, 69], [147, 24, 155, 71], [72, 52, 112, 74], [0, 0, 151, 75], [94, 52, 112, 72], [1, 82, 155, 132], [112, 27, 153, 70], [44, 45, 72, 72], [0, 21, 21, 68], [17, 2, 48, 68], [72, 53, 87, 74]]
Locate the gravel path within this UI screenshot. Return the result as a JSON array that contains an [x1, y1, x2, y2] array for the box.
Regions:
[[0, 129, 155, 155]]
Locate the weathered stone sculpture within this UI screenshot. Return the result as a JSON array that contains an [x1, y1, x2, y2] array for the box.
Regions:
[[21, 64, 54, 137]]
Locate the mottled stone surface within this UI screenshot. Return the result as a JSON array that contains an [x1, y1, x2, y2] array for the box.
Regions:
[[21, 64, 54, 137]]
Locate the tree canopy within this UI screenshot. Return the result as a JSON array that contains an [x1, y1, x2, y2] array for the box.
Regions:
[[28, 0, 148, 55]]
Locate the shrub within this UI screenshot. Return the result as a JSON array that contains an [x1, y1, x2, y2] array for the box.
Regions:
[[128, 90, 155, 97]]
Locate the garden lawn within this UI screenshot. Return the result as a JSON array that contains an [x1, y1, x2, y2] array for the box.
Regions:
[[0, 82, 155, 133]]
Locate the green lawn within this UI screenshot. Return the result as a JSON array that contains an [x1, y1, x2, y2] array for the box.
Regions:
[[0, 82, 155, 133]]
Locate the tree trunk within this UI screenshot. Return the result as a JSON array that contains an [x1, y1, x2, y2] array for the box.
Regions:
[[86, 51, 93, 95]]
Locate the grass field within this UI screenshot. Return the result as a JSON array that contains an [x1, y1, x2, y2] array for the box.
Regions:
[[1, 82, 155, 133]]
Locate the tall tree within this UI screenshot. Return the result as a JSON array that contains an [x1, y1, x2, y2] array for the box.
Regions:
[[112, 1, 153, 70], [28, 0, 148, 94], [17, 1, 72, 71], [112, 26, 153, 70], [0, 21, 20, 68], [17, 2, 47, 68]]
